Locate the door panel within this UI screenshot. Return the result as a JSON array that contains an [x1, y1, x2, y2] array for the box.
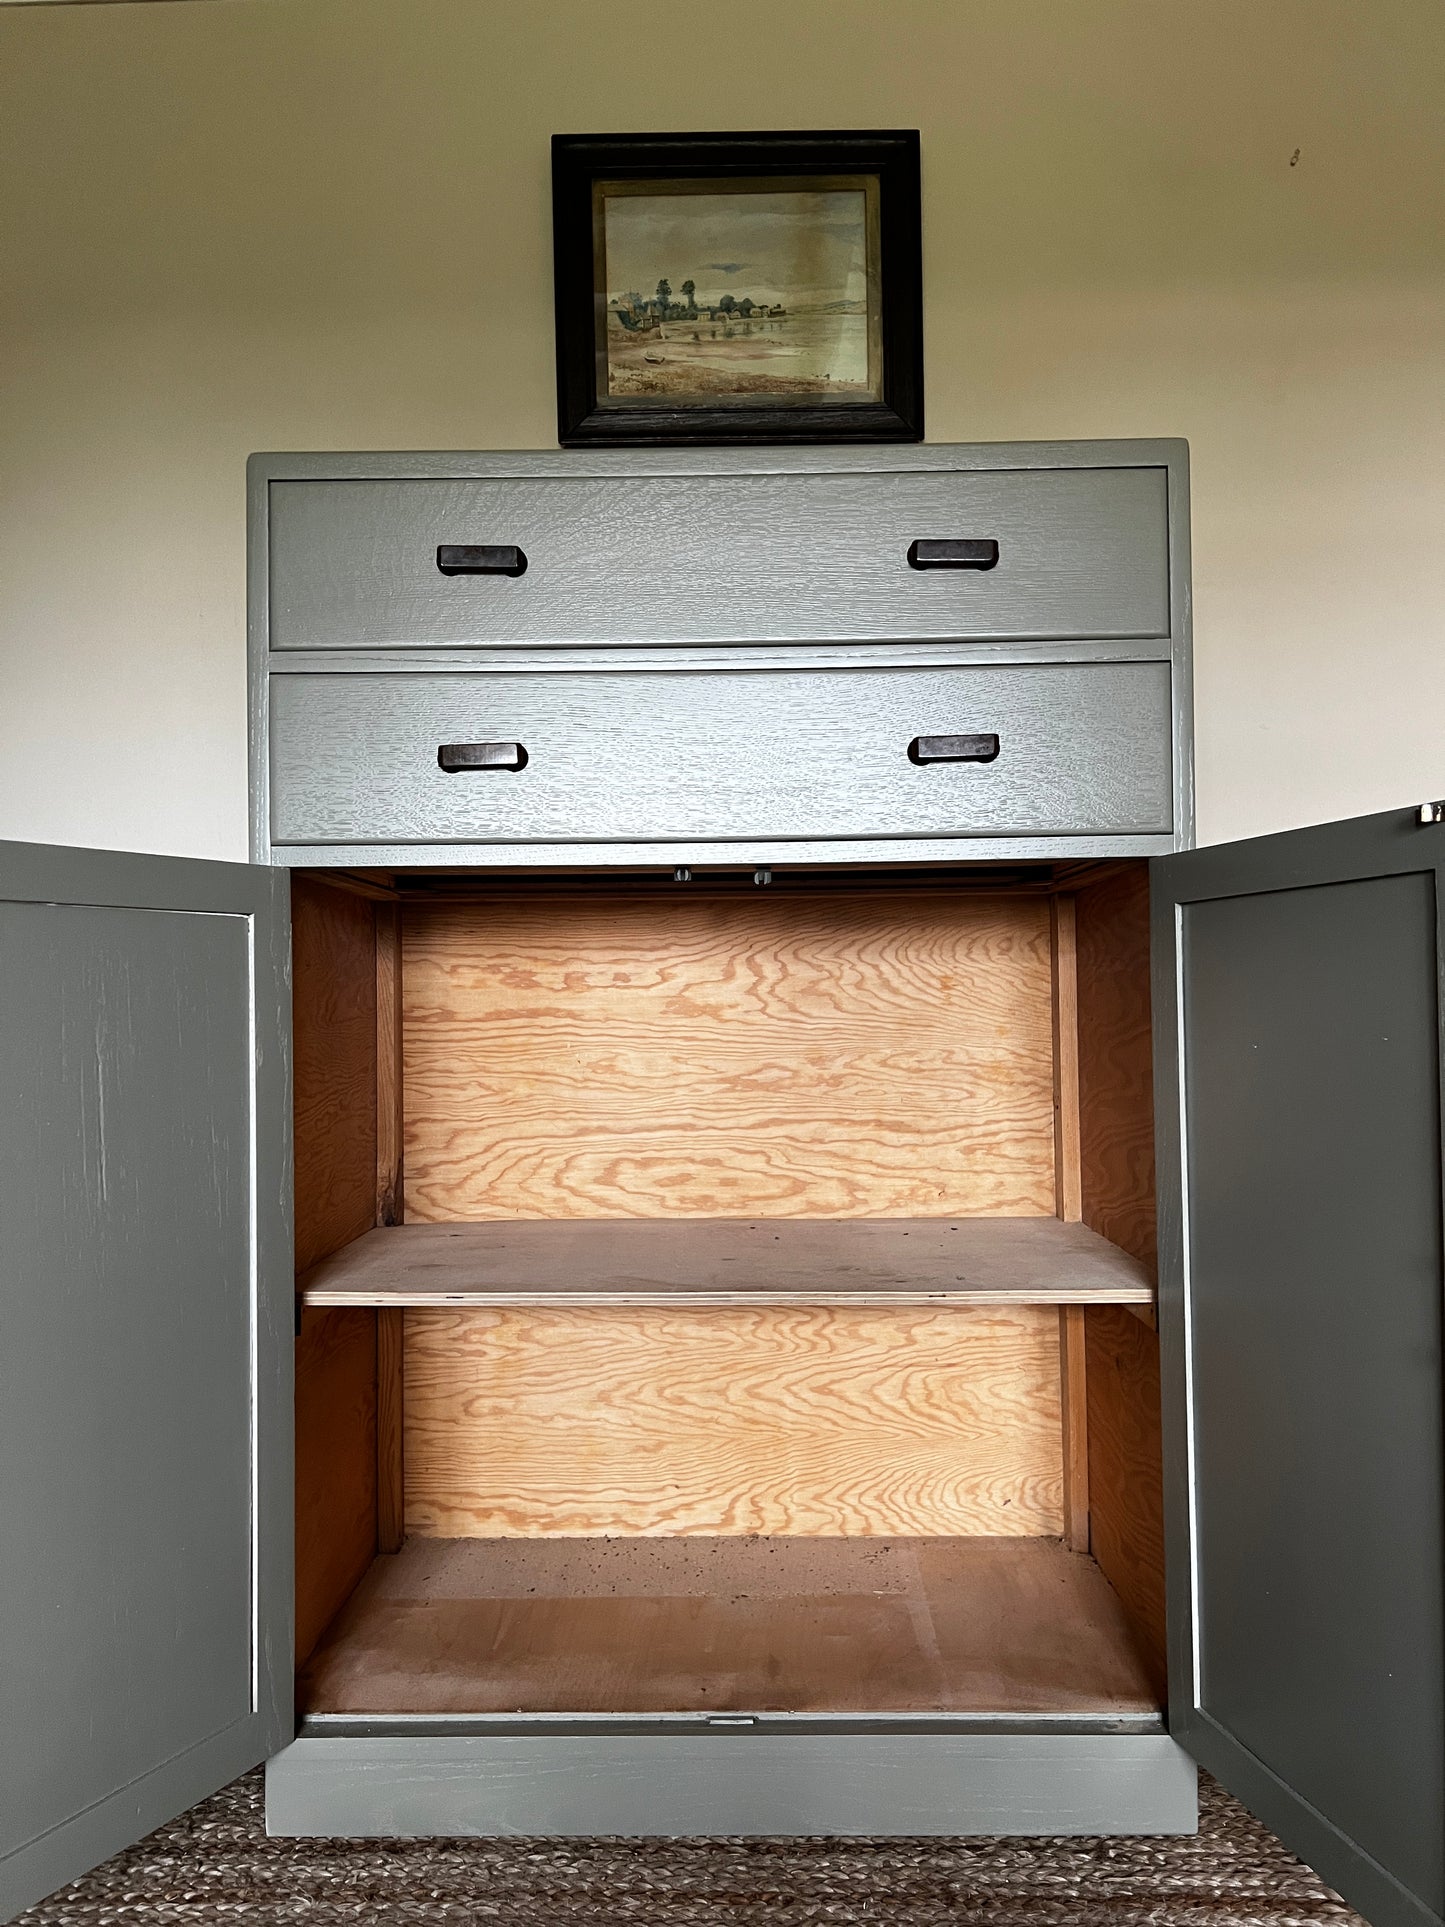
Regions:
[[0, 842, 291, 1923], [1153, 808, 1445, 1927]]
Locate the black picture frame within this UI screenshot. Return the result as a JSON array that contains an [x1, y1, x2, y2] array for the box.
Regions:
[[552, 130, 923, 448]]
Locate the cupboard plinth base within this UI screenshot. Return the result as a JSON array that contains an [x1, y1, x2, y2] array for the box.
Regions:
[[264, 1729, 1197, 1838]]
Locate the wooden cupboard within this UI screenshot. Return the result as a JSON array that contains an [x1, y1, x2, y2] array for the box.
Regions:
[[3, 445, 1440, 1927]]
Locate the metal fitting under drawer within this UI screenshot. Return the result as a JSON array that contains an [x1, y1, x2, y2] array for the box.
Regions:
[[268, 663, 1174, 847]]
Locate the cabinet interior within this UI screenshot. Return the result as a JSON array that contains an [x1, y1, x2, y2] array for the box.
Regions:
[[291, 863, 1165, 1725]]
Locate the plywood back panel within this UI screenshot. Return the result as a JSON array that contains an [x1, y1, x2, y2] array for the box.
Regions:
[[1075, 862, 1166, 1691], [404, 1303, 1064, 1539], [402, 890, 1056, 1221]]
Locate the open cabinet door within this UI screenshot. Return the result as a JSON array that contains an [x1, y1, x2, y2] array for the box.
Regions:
[[0, 841, 292, 1921], [1152, 805, 1445, 1927]]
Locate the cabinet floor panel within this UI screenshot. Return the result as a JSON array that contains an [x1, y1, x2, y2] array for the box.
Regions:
[[299, 1217, 1154, 1309], [298, 1535, 1160, 1718]]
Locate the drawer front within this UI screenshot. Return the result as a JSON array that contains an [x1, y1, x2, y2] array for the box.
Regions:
[[269, 664, 1173, 846], [267, 468, 1170, 651]]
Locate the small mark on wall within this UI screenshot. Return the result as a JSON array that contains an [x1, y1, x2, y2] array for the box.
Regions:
[[1289, 148, 1301, 167]]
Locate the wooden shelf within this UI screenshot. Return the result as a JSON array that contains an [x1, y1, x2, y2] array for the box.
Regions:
[[299, 1534, 1162, 1719], [299, 1215, 1153, 1310]]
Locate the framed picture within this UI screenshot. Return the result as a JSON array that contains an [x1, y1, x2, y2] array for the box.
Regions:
[[552, 130, 922, 447]]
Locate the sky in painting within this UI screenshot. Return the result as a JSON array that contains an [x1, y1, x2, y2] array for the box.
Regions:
[[603, 188, 868, 312]]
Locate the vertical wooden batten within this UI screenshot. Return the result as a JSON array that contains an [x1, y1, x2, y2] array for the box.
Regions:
[[376, 900, 404, 1229], [1058, 1306, 1090, 1553], [1050, 896, 1083, 1227], [376, 1312, 405, 1555], [375, 901, 406, 1554], [1050, 894, 1089, 1553]]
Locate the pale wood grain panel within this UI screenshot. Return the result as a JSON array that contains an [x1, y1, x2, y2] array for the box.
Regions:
[[298, 1534, 1160, 1717], [402, 891, 1057, 1221], [300, 1215, 1153, 1308], [292, 874, 377, 1276], [404, 1304, 1064, 1539], [294, 1306, 378, 1667], [1076, 862, 1166, 1687]]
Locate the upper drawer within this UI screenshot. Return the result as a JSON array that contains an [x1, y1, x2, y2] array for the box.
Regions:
[[266, 468, 1170, 651], [268, 662, 1174, 847]]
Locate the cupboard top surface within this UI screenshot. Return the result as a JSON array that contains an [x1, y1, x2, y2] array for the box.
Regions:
[[248, 439, 1189, 483]]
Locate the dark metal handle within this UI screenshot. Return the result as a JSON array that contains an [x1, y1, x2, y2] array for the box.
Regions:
[[438, 741, 529, 773], [907, 539, 999, 571], [437, 544, 528, 577], [908, 733, 1000, 765]]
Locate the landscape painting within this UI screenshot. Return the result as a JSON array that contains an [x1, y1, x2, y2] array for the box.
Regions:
[[552, 131, 921, 444], [595, 177, 883, 406]]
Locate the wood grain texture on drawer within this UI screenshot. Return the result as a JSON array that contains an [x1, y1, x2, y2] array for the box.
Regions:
[[269, 664, 1173, 846], [267, 467, 1169, 649]]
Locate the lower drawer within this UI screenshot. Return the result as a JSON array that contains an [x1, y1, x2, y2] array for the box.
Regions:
[[268, 664, 1174, 846]]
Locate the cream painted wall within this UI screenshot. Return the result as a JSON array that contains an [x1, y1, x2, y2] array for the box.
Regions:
[[1, 0, 1441, 858]]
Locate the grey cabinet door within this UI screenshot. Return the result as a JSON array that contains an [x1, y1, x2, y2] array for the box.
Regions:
[[0, 841, 292, 1923], [1152, 806, 1445, 1927]]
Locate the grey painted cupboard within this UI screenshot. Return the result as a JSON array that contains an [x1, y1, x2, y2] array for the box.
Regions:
[[3, 445, 1441, 1927]]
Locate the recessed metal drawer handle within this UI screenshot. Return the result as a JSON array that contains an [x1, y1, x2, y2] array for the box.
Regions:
[[907, 539, 999, 571], [908, 733, 1000, 765], [438, 741, 529, 772], [436, 544, 528, 577]]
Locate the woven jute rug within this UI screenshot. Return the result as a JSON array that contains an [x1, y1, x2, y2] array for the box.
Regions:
[[22, 1769, 1359, 1924]]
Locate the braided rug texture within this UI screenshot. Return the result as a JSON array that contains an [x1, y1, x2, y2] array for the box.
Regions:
[[21, 1769, 1360, 1926]]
